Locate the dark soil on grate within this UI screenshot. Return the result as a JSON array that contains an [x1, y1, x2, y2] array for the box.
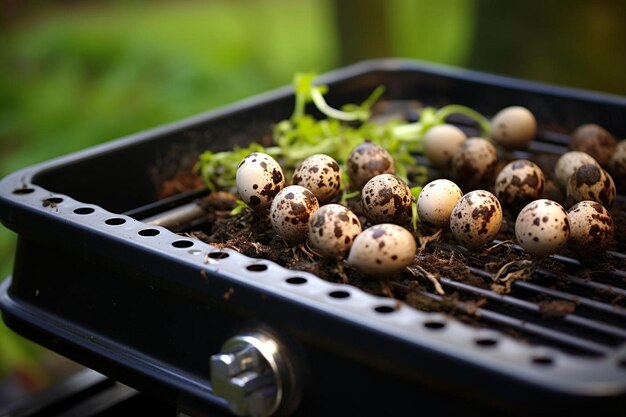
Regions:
[[157, 158, 626, 331]]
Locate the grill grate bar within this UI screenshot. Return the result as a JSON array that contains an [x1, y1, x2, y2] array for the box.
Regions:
[[535, 267, 626, 297], [399, 285, 613, 356], [534, 129, 572, 146], [433, 239, 626, 299], [441, 277, 626, 340], [462, 265, 626, 319], [514, 280, 626, 319], [527, 140, 568, 155], [486, 240, 626, 296]]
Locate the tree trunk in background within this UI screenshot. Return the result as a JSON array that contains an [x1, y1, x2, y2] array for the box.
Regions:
[[468, 0, 626, 95], [333, 0, 392, 66]]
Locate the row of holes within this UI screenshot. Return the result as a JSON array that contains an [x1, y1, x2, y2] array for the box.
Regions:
[[30, 192, 577, 368]]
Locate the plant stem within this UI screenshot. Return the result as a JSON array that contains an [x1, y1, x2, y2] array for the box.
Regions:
[[310, 88, 368, 122], [435, 104, 491, 135]]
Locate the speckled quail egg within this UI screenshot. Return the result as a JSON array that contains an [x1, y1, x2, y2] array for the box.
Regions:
[[346, 142, 395, 190], [515, 199, 570, 257], [450, 190, 503, 251], [270, 185, 319, 243], [417, 179, 463, 229], [570, 123, 617, 166], [554, 151, 600, 189], [346, 223, 417, 278], [236, 152, 285, 210], [292, 154, 342, 204], [308, 204, 362, 259], [361, 174, 413, 225], [451, 137, 499, 190], [567, 200, 614, 258], [566, 163, 616, 209], [490, 105, 537, 149], [422, 124, 467, 170], [608, 139, 626, 187], [494, 159, 545, 209]]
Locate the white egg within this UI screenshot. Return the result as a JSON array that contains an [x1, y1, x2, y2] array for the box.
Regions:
[[554, 151, 600, 189], [347, 223, 417, 278], [361, 174, 413, 225], [570, 123, 617, 166], [451, 137, 499, 190], [566, 163, 616, 209], [494, 159, 545, 209], [490, 106, 537, 149], [346, 142, 395, 191], [422, 124, 467, 170], [292, 154, 342, 204], [417, 179, 463, 229], [515, 199, 570, 256], [308, 204, 362, 259], [270, 185, 319, 243], [450, 190, 503, 251], [236, 152, 285, 210], [567, 200, 614, 258]]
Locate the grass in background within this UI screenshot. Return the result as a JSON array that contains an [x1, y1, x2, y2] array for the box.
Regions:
[[0, 0, 339, 382]]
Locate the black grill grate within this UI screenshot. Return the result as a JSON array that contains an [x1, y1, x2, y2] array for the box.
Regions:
[[144, 109, 626, 361]]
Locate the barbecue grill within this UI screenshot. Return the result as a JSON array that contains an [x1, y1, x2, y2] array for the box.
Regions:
[[1, 59, 625, 416]]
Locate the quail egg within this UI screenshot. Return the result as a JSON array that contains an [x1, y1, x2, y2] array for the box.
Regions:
[[451, 137, 499, 190], [346, 142, 395, 190], [567, 200, 614, 258], [554, 151, 600, 189], [270, 185, 319, 243], [490, 105, 537, 149], [515, 199, 570, 257], [346, 223, 417, 278], [494, 159, 545, 209], [566, 163, 616, 209], [292, 154, 342, 204], [450, 190, 503, 251], [361, 174, 413, 225], [236, 152, 285, 210], [422, 124, 467, 170], [570, 123, 617, 166], [308, 204, 362, 259], [417, 179, 463, 229], [608, 139, 626, 188]]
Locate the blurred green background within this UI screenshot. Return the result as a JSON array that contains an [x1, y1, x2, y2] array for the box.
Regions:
[[1, 0, 625, 404]]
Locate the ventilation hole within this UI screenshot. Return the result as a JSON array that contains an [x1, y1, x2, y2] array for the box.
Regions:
[[105, 217, 126, 226], [423, 320, 446, 330], [329, 290, 350, 299], [138, 228, 160, 237], [475, 338, 498, 347], [374, 305, 395, 314], [208, 251, 229, 259], [43, 197, 63, 206], [246, 264, 268, 272], [531, 356, 554, 366], [618, 358, 626, 369], [286, 277, 307, 285], [172, 240, 194, 248], [74, 207, 95, 215], [13, 188, 34, 195]]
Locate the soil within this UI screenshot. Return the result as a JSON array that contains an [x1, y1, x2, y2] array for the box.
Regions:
[[158, 160, 626, 331], [154, 105, 626, 353]]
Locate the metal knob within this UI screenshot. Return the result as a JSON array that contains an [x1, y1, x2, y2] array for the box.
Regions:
[[210, 330, 299, 417]]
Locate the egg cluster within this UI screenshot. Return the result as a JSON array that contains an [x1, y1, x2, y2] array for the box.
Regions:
[[417, 105, 619, 258], [234, 105, 620, 284], [235, 148, 419, 278]]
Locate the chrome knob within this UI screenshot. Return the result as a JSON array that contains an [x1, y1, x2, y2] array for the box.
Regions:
[[210, 330, 299, 417]]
